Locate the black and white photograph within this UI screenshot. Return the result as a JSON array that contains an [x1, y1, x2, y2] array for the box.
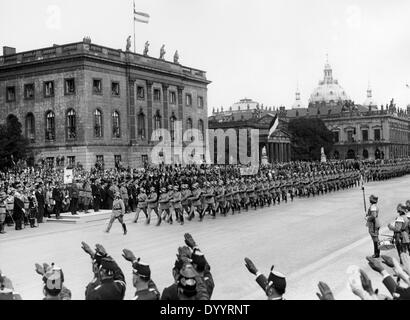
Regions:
[[1, 0, 410, 306]]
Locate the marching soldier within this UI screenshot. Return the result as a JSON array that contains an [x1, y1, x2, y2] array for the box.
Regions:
[[134, 187, 148, 224], [366, 195, 381, 258], [159, 187, 171, 224], [171, 185, 184, 225], [106, 192, 127, 235], [201, 181, 216, 219], [147, 186, 161, 226], [188, 183, 202, 222], [214, 180, 226, 216], [239, 178, 249, 211], [181, 184, 192, 218]]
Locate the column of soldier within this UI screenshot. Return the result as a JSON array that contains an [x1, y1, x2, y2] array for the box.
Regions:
[[3, 232, 410, 300], [2, 159, 410, 233]]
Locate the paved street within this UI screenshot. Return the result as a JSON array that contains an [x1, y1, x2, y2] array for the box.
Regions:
[[1, 176, 408, 300]]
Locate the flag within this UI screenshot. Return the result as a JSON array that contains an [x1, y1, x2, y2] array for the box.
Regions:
[[134, 10, 150, 23], [268, 114, 279, 138]]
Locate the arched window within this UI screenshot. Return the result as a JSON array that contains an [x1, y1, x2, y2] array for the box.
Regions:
[[137, 111, 146, 139], [94, 109, 103, 138], [170, 115, 176, 141], [153, 111, 162, 140], [112, 111, 120, 138], [66, 109, 76, 140], [187, 118, 193, 140], [45, 111, 55, 141], [198, 119, 204, 141], [25, 113, 35, 142]]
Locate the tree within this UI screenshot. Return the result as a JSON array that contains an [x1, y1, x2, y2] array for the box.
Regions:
[[0, 116, 30, 170], [288, 118, 334, 161]]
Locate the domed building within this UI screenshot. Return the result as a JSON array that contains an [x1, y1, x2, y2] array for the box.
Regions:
[[309, 59, 351, 107]]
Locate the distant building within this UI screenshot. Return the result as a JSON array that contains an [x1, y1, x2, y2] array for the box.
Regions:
[[286, 59, 410, 160], [209, 99, 292, 164], [0, 39, 211, 168]]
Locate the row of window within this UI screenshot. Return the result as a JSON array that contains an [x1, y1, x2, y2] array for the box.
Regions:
[[5, 80, 205, 108], [333, 129, 381, 143], [23, 110, 205, 142], [5, 79, 121, 101]]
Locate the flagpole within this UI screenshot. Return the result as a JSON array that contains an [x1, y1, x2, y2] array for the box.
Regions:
[[133, 0, 136, 53]]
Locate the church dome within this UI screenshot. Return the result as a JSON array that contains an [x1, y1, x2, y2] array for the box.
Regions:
[[309, 60, 350, 105], [230, 98, 260, 111]]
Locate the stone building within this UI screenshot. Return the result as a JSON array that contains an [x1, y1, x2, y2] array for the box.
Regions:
[[0, 39, 211, 169], [286, 59, 410, 160], [208, 98, 292, 164]]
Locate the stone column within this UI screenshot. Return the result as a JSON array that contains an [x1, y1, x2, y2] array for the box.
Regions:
[[128, 79, 136, 143], [162, 84, 169, 130], [177, 86, 184, 129], [146, 80, 153, 142], [275, 143, 279, 162]]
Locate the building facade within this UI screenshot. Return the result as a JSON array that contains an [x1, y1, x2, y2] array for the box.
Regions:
[[208, 99, 292, 164], [0, 39, 211, 169], [286, 59, 410, 160]]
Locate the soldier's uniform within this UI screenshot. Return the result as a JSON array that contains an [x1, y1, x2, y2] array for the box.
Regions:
[[134, 188, 148, 224], [106, 193, 127, 235], [166, 185, 175, 224], [86, 258, 126, 300], [225, 183, 233, 214], [214, 181, 226, 216], [366, 195, 381, 258], [201, 182, 215, 219], [131, 261, 160, 300], [181, 184, 192, 217], [239, 180, 249, 210], [388, 204, 410, 259], [147, 187, 160, 226], [188, 183, 202, 221], [171, 186, 184, 225], [159, 187, 171, 223]]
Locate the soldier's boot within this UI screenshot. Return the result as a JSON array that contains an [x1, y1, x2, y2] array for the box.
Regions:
[[30, 218, 37, 228], [0, 223, 6, 234], [122, 223, 127, 235], [156, 211, 162, 226], [372, 241, 380, 258], [146, 212, 151, 225]]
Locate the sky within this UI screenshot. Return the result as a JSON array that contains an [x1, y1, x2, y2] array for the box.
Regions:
[[1, 0, 410, 115]]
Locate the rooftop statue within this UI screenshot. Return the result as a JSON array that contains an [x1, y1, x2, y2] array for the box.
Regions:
[[143, 41, 150, 56], [174, 50, 179, 64], [126, 36, 131, 52], [160, 45, 166, 60]]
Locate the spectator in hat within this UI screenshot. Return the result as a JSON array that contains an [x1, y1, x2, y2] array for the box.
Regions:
[[184, 233, 214, 298], [86, 255, 126, 300], [34, 263, 71, 300], [69, 180, 79, 215], [122, 249, 160, 300], [35, 184, 45, 223], [244, 258, 286, 300], [366, 195, 381, 258], [0, 270, 22, 300], [0, 192, 7, 234]]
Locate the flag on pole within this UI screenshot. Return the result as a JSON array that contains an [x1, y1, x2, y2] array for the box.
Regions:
[[134, 10, 150, 23], [268, 114, 279, 138]]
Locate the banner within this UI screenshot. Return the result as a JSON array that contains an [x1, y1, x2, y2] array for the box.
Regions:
[[64, 168, 73, 184]]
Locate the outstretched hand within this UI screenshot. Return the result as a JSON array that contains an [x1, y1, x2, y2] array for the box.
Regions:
[[316, 281, 335, 300], [35, 263, 45, 276], [244, 258, 258, 275], [81, 241, 95, 257], [366, 256, 384, 273], [184, 233, 197, 249], [95, 244, 107, 257], [177, 246, 192, 263], [360, 270, 374, 296], [122, 249, 137, 263]]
